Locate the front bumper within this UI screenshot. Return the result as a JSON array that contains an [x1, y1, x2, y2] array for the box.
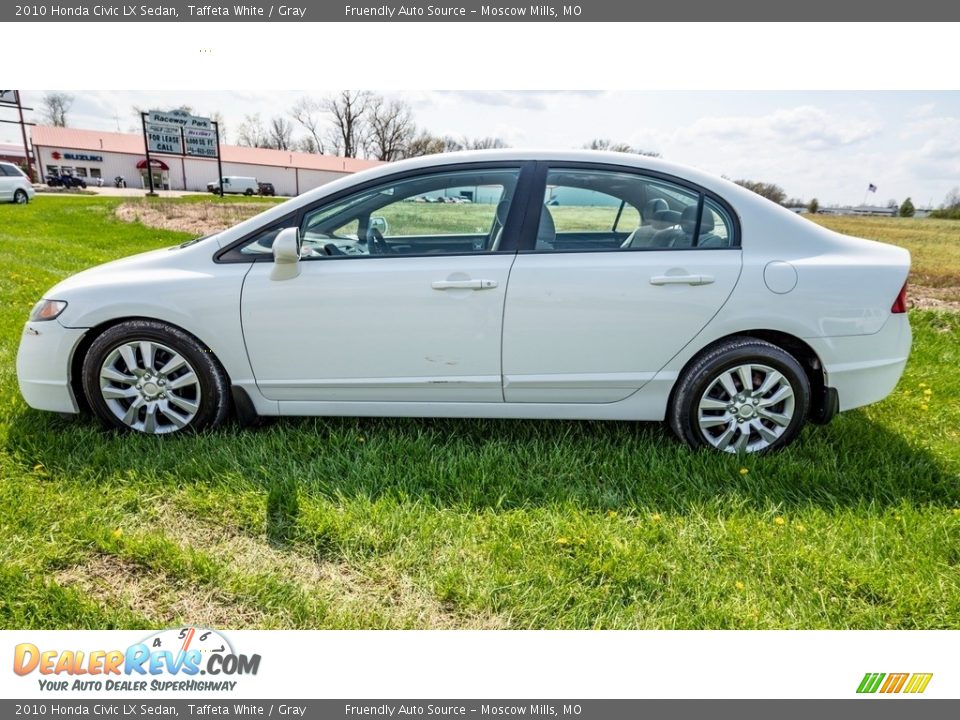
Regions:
[[16, 320, 87, 414], [806, 314, 912, 412]]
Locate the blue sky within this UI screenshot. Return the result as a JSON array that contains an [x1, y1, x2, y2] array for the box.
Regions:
[[7, 90, 959, 207]]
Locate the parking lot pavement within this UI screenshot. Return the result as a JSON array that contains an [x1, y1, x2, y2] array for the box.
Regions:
[[35, 186, 208, 198]]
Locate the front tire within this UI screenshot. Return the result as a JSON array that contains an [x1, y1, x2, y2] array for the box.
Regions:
[[81, 320, 230, 435], [668, 337, 810, 454], [14, 189, 28, 204]]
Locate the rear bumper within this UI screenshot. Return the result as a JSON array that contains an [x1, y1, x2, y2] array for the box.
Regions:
[[16, 321, 86, 414], [807, 314, 912, 412]]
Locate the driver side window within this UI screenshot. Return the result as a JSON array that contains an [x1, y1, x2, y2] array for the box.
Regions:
[[297, 167, 522, 258]]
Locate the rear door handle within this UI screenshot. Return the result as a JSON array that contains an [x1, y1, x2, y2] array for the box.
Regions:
[[431, 279, 498, 290], [649, 274, 715, 286]]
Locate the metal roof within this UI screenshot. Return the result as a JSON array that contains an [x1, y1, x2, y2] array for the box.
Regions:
[[30, 125, 380, 174]]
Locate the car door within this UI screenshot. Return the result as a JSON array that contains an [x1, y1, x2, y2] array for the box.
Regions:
[[0, 165, 15, 201], [502, 165, 743, 403], [239, 164, 529, 403]]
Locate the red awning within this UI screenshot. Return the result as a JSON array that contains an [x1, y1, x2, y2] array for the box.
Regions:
[[136, 158, 169, 170]]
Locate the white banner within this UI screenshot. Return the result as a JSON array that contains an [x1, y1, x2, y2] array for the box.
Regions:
[[1, 630, 955, 699]]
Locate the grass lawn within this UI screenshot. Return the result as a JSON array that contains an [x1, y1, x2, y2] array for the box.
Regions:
[[1, 196, 959, 630]]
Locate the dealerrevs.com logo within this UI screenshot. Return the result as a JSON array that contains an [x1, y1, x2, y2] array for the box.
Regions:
[[857, 673, 933, 695], [14, 627, 261, 692]]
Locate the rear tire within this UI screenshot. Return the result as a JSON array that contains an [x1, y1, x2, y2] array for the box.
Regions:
[[81, 320, 230, 435], [668, 336, 810, 454]]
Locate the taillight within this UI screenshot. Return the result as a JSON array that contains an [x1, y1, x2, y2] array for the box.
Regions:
[[891, 282, 908, 314]]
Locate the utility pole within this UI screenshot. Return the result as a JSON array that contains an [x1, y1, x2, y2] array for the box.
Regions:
[[15, 92, 35, 182]]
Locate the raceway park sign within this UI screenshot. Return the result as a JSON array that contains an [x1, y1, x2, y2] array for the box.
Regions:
[[145, 110, 218, 158]]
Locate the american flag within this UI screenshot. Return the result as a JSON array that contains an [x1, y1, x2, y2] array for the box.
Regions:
[[868, 183, 877, 193]]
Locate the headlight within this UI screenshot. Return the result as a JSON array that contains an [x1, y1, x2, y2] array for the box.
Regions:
[[29, 299, 68, 322]]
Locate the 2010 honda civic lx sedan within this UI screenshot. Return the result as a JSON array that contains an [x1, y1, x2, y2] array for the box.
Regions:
[[16, 150, 912, 453]]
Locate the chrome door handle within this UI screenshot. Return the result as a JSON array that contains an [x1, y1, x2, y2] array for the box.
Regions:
[[431, 279, 498, 290], [649, 274, 715, 286]]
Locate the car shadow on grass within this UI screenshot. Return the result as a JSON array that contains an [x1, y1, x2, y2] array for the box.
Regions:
[[6, 405, 959, 514]]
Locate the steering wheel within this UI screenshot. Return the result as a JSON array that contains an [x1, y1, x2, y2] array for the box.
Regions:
[[366, 227, 389, 255]]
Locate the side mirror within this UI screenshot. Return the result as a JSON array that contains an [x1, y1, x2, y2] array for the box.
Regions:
[[271, 227, 301, 281], [370, 215, 389, 235]]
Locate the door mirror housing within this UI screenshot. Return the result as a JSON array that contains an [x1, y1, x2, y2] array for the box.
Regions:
[[271, 227, 301, 281]]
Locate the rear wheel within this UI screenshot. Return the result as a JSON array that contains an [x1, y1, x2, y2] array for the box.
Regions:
[[14, 189, 28, 204], [82, 320, 229, 435], [668, 337, 810, 453]]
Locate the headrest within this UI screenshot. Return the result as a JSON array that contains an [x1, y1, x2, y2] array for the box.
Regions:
[[653, 209, 681, 225], [679, 205, 715, 235], [537, 205, 556, 246], [644, 198, 668, 222], [495, 198, 511, 224]]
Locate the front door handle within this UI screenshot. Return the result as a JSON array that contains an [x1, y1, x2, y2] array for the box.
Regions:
[[431, 279, 498, 290], [649, 274, 715, 286]]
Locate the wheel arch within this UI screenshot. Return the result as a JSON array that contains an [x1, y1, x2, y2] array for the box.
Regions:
[[670, 329, 834, 424], [69, 316, 233, 416]]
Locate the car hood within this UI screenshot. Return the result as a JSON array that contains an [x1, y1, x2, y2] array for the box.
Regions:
[[45, 244, 213, 299]]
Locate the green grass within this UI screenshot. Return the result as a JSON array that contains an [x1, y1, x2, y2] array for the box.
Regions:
[[1, 197, 959, 629]]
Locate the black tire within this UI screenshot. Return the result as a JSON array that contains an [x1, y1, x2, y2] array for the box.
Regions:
[[244, 188, 254, 196], [668, 336, 810, 454], [13, 189, 28, 204], [81, 320, 230, 435]]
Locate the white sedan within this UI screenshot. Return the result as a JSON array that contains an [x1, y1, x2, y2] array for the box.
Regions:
[[16, 150, 911, 453]]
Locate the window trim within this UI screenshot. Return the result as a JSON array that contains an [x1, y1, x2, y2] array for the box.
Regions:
[[516, 161, 741, 254], [214, 160, 537, 263]]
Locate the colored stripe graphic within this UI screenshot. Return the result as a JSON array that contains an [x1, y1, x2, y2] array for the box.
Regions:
[[903, 673, 933, 694], [857, 673, 885, 693], [880, 673, 909, 693], [857, 672, 932, 694]]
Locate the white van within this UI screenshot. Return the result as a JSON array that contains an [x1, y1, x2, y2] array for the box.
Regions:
[[207, 176, 258, 196]]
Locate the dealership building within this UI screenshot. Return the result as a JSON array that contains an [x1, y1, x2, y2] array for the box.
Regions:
[[31, 125, 379, 196]]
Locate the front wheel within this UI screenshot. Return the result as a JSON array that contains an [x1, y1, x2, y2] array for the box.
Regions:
[[668, 337, 810, 454], [81, 320, 230, 435], [14, 189, 28, 204], [244, 188, 254, 196]]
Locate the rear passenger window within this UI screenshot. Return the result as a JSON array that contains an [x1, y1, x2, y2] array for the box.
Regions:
[[534, 168, 736, 251]]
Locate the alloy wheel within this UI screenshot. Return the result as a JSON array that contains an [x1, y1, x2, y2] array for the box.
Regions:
[[697, 363, 796, 453], [98, 340, 201, 434]]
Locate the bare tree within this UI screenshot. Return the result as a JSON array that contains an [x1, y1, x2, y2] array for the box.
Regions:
[[42, 92, 75, 127], [584, 138, 660, 156], [324, 90, 371, 158], [267, 116, 295, 150], [465, 136, 509, 150], [290, 97, 326, 154], [235, 113, 270, 148], [366, 98, 416, 161], [295, 136, 319, 153], [943, 187, 960, 209], [734, 179, 787, 204], [208, 111, 227, 144], [405, 132, 449, 157]]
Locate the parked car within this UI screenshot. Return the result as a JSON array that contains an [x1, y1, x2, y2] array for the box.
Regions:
[[257, 181, 276, 197], [17, 150, 911, 452], [0, 161, 35, 204], [207, 176, 258, 196]]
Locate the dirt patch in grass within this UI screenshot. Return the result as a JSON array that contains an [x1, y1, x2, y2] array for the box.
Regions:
[[910, 284, 960, 312], [116, 201, 270, 236], [55, 555, 266, 627], [140, 504, 506, 629]]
